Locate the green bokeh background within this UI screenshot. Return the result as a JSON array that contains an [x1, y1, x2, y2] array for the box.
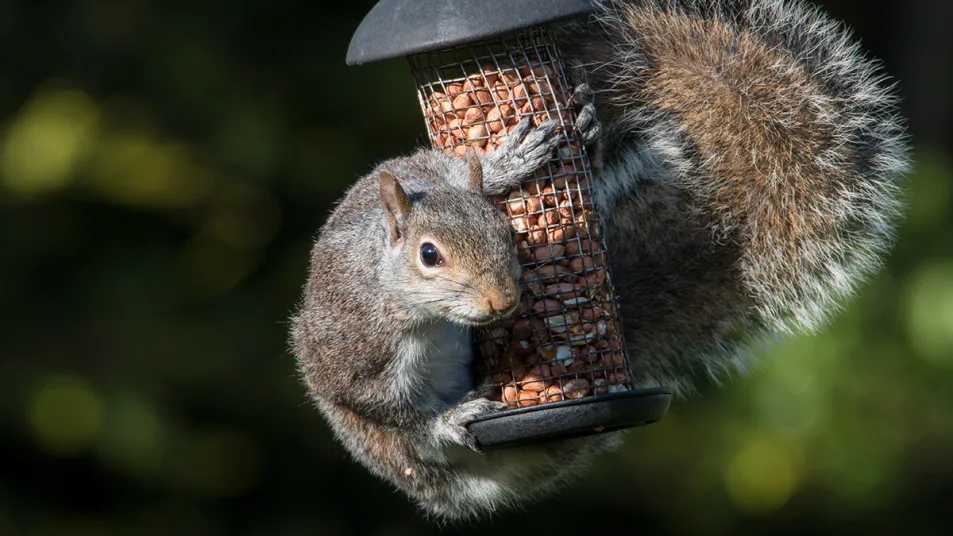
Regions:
[[1, 0, 951, 534]]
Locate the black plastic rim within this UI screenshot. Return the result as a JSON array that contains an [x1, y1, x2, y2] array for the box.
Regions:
[[346, 0, 596, 65], [466, 388, 672, 450]]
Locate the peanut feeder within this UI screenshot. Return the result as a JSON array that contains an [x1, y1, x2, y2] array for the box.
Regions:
[[347, 0, 671, 449]]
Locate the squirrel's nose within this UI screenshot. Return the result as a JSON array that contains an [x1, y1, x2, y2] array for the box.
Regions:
[[483, 288, 518, 316]]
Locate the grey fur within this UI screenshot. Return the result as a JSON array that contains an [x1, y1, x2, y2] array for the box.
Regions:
[[290, 122, 609, 521], [291, 0, 910, 522]]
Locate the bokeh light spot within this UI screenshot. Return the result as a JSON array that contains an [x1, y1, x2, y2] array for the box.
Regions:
[[903, 260, 953, 366], [29, 375, 105, 456], [904, 149, 953, 230], [95, 393, 166, 481], [85, 131, 214, 209], [1, 84, 99, 198], [724, 436, 800, 515]]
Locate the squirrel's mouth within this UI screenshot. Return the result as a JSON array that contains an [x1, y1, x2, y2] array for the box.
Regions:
[[445, 293, 520, 327], [451, 305, 518, 327], [450, 310, 509, 327], [452, 313, 499, 327]]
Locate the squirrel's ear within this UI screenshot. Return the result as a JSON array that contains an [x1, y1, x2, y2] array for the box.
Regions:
[[379, 170, 411, 244], [466, 151, 484, 195]]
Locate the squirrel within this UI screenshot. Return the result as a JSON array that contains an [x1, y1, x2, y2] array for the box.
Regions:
[[290, 0, 910, 523]]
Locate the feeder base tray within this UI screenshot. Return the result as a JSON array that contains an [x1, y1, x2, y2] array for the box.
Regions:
[[466, 388, 672, 450]]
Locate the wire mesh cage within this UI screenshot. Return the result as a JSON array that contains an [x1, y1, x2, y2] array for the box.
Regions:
[[410, 28, 635, 410]]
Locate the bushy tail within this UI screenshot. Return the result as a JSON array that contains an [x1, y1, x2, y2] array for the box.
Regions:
[[561, 0, 910, 390]]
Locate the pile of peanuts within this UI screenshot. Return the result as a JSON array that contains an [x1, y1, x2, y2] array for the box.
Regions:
[[424, 60, 567, 156], [419, 58, 632, 408], [478, 181, 633, 408]]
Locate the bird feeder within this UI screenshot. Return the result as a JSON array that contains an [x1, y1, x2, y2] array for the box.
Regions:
[[347, 0, 671, 449]]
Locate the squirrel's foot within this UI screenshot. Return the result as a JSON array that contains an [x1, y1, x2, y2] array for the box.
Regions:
[[571, 84, 602, 146], [567, 63, 604, 171], [441, 391, 507, 453], [569, 84, 605, 171], [480, 118, 560, 194]]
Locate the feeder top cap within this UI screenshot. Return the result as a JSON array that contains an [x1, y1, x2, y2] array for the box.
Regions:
[[346, 0, 596, 65]]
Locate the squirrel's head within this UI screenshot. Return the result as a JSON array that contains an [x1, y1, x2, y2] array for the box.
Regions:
[[378, 153, 521, 326]]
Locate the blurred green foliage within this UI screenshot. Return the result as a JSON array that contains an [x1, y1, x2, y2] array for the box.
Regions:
[[1, 1, 951, 535]]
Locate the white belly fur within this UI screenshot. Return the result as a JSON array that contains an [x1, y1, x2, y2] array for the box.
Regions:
[[394, 321, 473, 405]]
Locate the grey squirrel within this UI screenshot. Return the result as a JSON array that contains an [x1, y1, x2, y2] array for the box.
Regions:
[[290, 0, 910, 522]]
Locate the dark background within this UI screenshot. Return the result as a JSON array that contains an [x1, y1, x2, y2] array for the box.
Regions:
[[1, 1, 951, 534]]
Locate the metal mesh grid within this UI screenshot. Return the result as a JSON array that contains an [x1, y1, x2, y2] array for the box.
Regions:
[[409, 27, 633, 408]]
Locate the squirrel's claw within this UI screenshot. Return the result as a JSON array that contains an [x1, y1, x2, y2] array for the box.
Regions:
[[570, 84, 603, 147], [443, 395, 507, 453], [569, 83, 605, 170]]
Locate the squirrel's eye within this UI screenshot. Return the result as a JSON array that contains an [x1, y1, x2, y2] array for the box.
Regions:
[[420, 243, 443, 267]]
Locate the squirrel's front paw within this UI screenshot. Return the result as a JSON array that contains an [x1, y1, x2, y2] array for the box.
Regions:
[[481, 118, 561, 193], [442, 394, 507, 453]]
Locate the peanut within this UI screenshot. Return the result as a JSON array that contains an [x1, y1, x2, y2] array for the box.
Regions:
[[593, 378, 609, 396], [487, 107, 505, 132], [511, 216, 529, 233], [464, 106, 484, 125], [509, 338, 535, 356], [531, 299, 563, 317], [532, 264, 573, 281], [493, 83, 510, 100], [520, 373, 545, 393], [529, 229, 547, 246], [563, 379, 591, 399], [452, 93, 472, 115], [467, 124, 488, 147], [506, 190, 526, 215], [549, 224, 576, 243], [566, 238, 595, 255], [512, 318, 533, 339], [513, 84, 526, 100], [541, 209, 560, 227], [530, 317, 550, 345], [534, 244, 566, 263], [545, 282, 581, 298], [518, 390, 539, 407], [525, 196, 542, 214], [463, 77, 483, 91]]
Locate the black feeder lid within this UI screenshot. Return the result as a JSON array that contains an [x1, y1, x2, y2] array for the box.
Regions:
[[346, 0, 597, 65], [467, 388, 673, 450]]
